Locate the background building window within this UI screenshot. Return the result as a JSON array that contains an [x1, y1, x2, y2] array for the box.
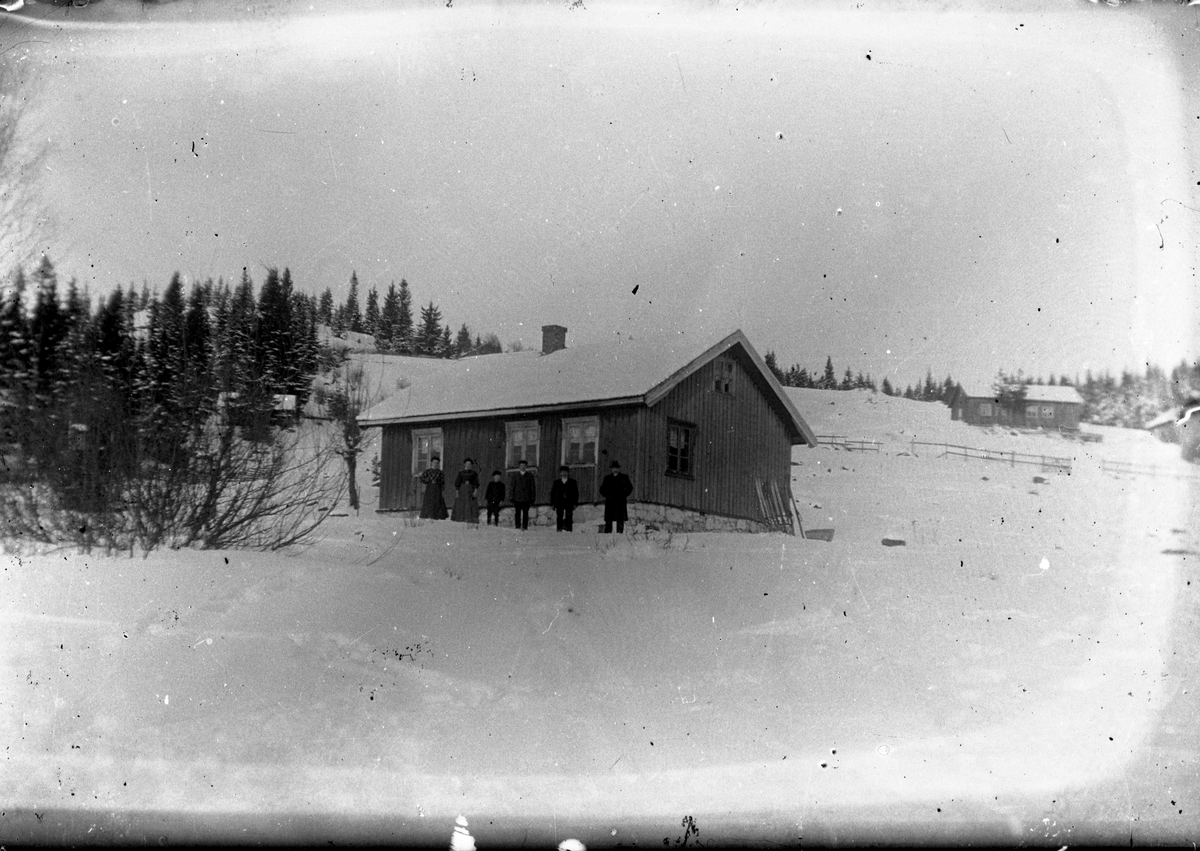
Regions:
[[412, 428, 444, 475], [978, 402, 993, 416], [1026, 404, 1040, 420], [713, 358, 735, 394], [506, 421, 540, 468], [667, 421, 694, 475], [562, 417, 598, 466], [1041, 405, 1055, 419]]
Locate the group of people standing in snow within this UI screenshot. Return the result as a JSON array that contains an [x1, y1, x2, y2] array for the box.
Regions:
[[417, 456, 634, 533]]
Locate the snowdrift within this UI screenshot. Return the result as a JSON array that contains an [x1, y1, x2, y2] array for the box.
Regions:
[[2, 393, 1198, 847]]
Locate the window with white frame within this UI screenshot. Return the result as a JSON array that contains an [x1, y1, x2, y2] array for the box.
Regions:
[[1041, 405, 1055, 419], [412, 428, 444, 475], [713, 358, 735, 395], [978, 402, 993, 416], [667, 420, 694, 476], [1026, 404, 1040, 420], [562, 417, 599, 466], [506, 421, 540, 469]]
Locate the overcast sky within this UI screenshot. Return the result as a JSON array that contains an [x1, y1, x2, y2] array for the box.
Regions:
[[3, 0, 1198, 388]]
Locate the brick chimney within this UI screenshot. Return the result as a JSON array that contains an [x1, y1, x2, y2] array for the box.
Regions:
[[541, 324, 567, 354]]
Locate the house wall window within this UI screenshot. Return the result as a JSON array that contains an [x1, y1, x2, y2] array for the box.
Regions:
[[978, 402, 993, 417], [1041, 405, 1055, 419], [412, 428, 444, 475], [667, 420, 694, 476], [562, 417, 599, 466], [1026, 404, 1040, 420], [713, 358, 735, 395], [506, 421, 540, 469]]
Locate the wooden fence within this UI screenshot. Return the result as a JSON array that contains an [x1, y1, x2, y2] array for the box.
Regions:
[[1100, 458, 1200, 480], [909, 440, 1073, 473], [814, 434, 883, 453]]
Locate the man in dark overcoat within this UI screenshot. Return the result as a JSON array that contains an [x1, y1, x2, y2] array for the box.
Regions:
[[550, 465, 578, 532], [511, 459, 536, 530], [599, 460, 634, 533]]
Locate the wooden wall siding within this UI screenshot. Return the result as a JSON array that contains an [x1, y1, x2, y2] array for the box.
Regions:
[[379, 410, 647, 511], [958, 398, 1082, 430], [595, 406, 641, 504], [643, 353, 794, 521], [379, 425, 412, 510]]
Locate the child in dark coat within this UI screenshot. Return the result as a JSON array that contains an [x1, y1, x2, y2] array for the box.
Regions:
[[485, 470, 506, 526]]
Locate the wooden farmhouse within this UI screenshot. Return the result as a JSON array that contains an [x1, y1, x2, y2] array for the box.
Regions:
[[358, 326, 817, 531], [948, 381, 1085, 429]]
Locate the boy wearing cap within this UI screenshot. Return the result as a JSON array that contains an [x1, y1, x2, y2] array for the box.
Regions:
[[485, 470, 506, 526]]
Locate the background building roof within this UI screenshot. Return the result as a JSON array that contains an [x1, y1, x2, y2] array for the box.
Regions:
[[955, 382, 1084, 406]]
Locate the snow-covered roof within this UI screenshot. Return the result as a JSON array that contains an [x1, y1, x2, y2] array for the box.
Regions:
[[955, 382, 1084, 405], [358, 329, 816, 445], [1144, 409, 1180, 431]]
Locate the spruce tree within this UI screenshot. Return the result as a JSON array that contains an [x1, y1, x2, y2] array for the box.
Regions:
[[415, 302, 442, 356], [941, 375, 956, 403], [345, 272, 362, 334], [438, 325, 453, 358], [378, 282, 400, 353], [840, 368, 853, 391], [454, 323, 473, 357], [764, 351, 784, 383], [395, 278, 414, 353], [331, 303, 348, 337], [881, 377, 894, 396], [28, 256, 67, 397], [289, 289, 319, 405], [221, 268, 259, 394], [317, 288, 334, 325], [255, 267, 296, 396], [0, 267, 30, 393], [364, 286, 380, 340], [822, 356, 836, 390]]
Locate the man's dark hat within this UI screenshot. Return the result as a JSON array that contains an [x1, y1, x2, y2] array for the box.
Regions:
[[610, 460, 620, 468]]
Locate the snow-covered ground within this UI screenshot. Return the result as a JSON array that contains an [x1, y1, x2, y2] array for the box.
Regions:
[[2, 391, 1198, 847]]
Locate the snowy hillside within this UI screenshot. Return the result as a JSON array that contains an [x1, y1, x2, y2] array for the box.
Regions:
[[2, 394, 1199, 847]]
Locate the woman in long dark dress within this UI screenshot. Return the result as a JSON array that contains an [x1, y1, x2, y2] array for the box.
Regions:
[[418, 456, 448, 519], [451, 458, 480, 523]]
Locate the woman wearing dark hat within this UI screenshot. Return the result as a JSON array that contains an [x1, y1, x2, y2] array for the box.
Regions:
[[599, 460, 634, 533], [451, 457, 481, 523], [418, 456, 448, 519]]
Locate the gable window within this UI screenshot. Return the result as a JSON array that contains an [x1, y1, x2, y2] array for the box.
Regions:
[[562, 416, 599, 466], [412, 428, 444, 475], [713, 358, 735, 395], [506, 421, 540, 469], [978, 402, 993, 416], [667, 420, 694, 477]]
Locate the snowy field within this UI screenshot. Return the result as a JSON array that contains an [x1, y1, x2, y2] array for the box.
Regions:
[[3, 391, 1199, 847]]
